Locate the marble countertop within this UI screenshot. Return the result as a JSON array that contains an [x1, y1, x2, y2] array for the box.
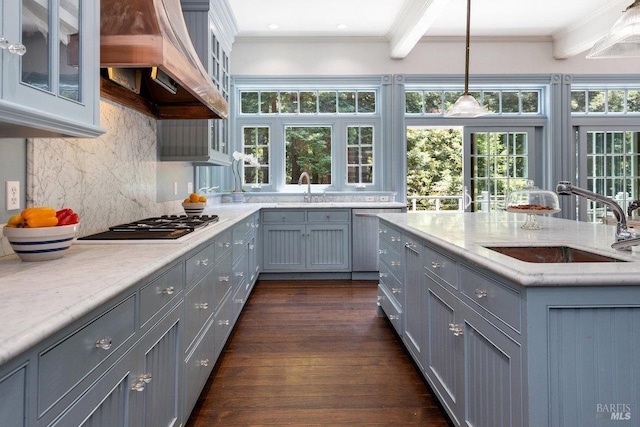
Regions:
[[0, 202, 403, 366], [378, 211, 640, 287]]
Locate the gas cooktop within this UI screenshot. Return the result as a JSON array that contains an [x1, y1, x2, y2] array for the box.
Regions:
[[77, 215, 219, 241]]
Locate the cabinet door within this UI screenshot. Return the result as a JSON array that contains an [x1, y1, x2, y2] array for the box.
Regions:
[[1, 0, 101, 137], [262, 224, 305, 271], [306, 223, 350, 271], [461, 305, 523, 427], [424, 279, 462, 426], [130, 304, 182, 427], [403, 238, 423, 370], [0, 365, 27, 427]]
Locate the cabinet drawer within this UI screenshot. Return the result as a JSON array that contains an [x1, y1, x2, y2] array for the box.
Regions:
[[0, 365, 26, 427], [214, 251, 233, 311], [38, 295, 136, 416], [140, 263, 184, 328], [379, 223, 404, 253], [184, 320, 216, 417], [262, 210, 305, 223], [459, 266, 522, 332], [424, 245, 458, 290], [379, 240, 403, 280], [307, 209, 350, 223], [184, 273, 215, 352], [379, 264, 403, 307], [213, 294, 235, 359], [186, 243, 215, 286], [215, 230, 233, 262], [378, 284, 403, 336]]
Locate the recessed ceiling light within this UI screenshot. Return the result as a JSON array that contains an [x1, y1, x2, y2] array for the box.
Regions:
[[337, 23, 348, 30], [268, 23, 279, 30]]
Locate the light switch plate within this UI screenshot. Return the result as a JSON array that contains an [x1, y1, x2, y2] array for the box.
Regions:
[[6, 181, 20, 210]]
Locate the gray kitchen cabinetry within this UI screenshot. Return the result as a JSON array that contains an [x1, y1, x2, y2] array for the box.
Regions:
[[262, 209, 351, 272], [159, 0, 231, 164], [379, 219, 524, 427], [377, 221, 404, 335], [0, 362, 27, 427], [0, 0, 102, 137], [351, 208, 404, 272]]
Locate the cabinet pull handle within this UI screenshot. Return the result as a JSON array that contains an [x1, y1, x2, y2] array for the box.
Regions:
[[161, 286, 175, 295], [388, 314, 400, 320], [391, 261, 401, 266], [218, 319, 230, 326], [391, 236, 401, 242], [448, 323, 464, 336], [130, 373, 152, 392], [235, 271, 244, 277], [95, 337, 112, 350], [377, 295, 385, 302], [223, 242, 231, 248], [0, 38, 26, 56], [196, 302, 209, 310], [475, 289, 488, 299], [379, 229, 387, 234], [219, 276, 230, 282], [197, 258, 209, 266], [249, 243, 255, 250], [235, 239, 244, 245], [378, 249, 387, 254], [234, 298, 245, 304], [431, 262, 442, 269], [198, 359, 210, 367], [379, 272, 388, 278], [405, 242, 419, 254], [391, 287, 401, 294]]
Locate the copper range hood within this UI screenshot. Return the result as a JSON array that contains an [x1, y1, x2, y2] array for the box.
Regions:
[[100, 0, 228, 120]]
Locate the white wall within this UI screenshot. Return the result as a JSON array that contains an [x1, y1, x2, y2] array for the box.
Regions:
[[230, 38, 640, 75]]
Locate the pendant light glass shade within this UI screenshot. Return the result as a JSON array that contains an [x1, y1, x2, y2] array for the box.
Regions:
[[587, 0, 640, 58], [445, 0, 488, 117]]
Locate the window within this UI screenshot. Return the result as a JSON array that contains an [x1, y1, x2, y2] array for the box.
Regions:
[[469, 131, 530, 211], [405, 89, 541, 115], [571, 89, 640, 114], [347, 126, 374, 185], [285, 126, 332, 184], [233, 77, 383, 192]]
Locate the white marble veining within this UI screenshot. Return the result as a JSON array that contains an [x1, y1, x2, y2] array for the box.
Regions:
[[379, 211, 640, 287]]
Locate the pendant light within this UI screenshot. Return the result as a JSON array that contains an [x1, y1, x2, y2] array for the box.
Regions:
[[445, 0, 488, 117], [587, 0, 640, 58]]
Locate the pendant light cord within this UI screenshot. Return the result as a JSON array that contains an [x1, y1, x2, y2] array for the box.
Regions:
[[464, 0, 471, 95]]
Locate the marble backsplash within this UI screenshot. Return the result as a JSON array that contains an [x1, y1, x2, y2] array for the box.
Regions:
[[1, 99, 183, 257]]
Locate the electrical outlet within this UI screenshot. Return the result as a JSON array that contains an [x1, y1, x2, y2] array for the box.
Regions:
[[173, 182, 178, 195], [379, 195, 389, 202], [6, 181, 20, 210], [187, 182, 193, 194], [365, 196, 374, 202]]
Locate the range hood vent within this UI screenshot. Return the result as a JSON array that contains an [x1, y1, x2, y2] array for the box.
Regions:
[[100, 0, 228, 120]]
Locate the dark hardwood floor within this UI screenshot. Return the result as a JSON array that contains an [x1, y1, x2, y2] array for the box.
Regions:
[[186, 280, 452, 426]]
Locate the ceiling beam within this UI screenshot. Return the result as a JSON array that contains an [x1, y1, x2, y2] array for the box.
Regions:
[[387, 0, 451, 59], [552, 0, 630, 59]]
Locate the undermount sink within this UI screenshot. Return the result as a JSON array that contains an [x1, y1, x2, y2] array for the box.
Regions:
[[484, 245, 627, 263]]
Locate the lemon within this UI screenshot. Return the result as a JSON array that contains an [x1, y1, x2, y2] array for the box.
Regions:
[[199, 195, 207, 202]]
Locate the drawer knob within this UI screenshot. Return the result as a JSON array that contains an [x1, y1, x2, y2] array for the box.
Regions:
[[218, 319, 230, 326], [377, 295, 384, 302], [161, 286, 175, 295], [199, 359, 210, 367], [391, 261, 401, 266], [388, 314, 400, 320], [197, 258, 209, 266], [249, 243, 255, 250], [431, 262, 442, 269], [378, 249, 387, 254], [196, 302, 209, 310], [235, 271, 245, 277], [223, 242, 231, 248], [379, 229, 387, 234], [95, 337, 112, 350], [234, 298, 245, 304], [475, 289, 488, 299], [130, 373, 152, 392], [448, 323, 464, 336], [391, 236, 400, 242], [379, 272, 388, 278], [219, 276, 230, 282], [391, 287, 401, 294], [235, 239, 244, 245]]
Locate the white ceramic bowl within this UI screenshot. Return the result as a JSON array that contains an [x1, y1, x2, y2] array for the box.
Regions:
[[182, 202, 206, 217], [3, 223, 78, 261]]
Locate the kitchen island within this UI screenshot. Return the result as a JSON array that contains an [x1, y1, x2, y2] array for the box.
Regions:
[[377, 211, 640, 427]]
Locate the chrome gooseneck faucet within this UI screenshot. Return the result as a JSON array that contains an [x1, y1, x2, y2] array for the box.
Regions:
[[298, 172, 311, 203], [556, 181, 640, 250]]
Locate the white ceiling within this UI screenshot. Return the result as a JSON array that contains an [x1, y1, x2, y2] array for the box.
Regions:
[[227, 0, 633, 59]]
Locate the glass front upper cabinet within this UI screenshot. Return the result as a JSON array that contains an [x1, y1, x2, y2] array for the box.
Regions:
[[0, 0, 102, 137]]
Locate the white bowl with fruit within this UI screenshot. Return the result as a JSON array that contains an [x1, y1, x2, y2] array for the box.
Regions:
[[3, 207, 80, 261], [182, 193, 207, 217]]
